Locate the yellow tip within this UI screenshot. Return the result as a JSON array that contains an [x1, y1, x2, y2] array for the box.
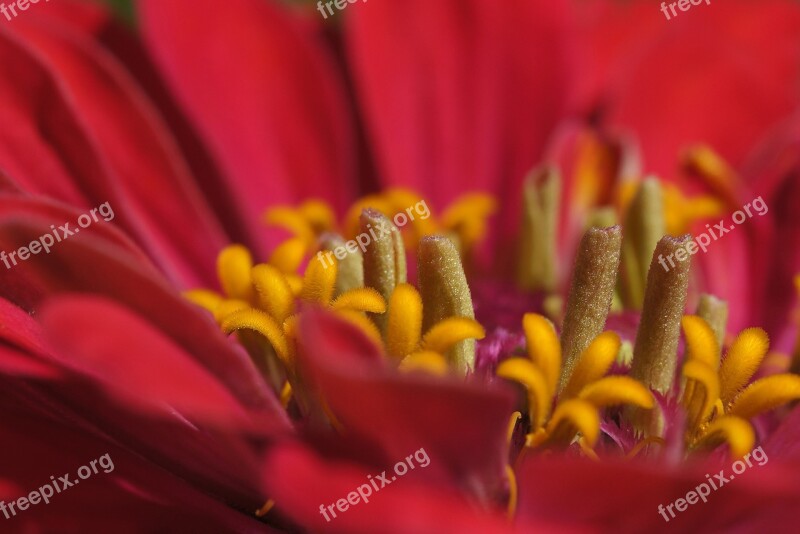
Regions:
[[522, 313, 562, 397], [719, 327, 769, 405]]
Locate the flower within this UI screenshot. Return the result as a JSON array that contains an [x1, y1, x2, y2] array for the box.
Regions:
[[0, 0, 799, 532]]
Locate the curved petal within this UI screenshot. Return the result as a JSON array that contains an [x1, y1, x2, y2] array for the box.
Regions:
[[344, 0, 577, 239], [578, 0, 800, 176], [0, 195, 281, 413], [137, 0, 358, 233], [2, 17, 229, 287], [297, 309, 516, 496]]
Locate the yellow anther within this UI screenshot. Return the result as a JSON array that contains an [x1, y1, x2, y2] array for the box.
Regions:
[[577, 376, 654, 409], [507, 411, 522, 444], [544, 399, 600, 448], [252, 264, 295, 323], [626, 436, 665, 459], [300, 254, 337, 305], [298, 199, 336, 234], [221, 308, 290, 364], [561, 331, 621, 400], [331, 287, 387, 314], [183, 289, 223, 316], [682, 315, 720, 370], [215, 299, 251, 323], [522, 313, 561, 397], [728, 374, 800, 420], [268, 238, 306, 275], [255, 499, 275, 518], [681, 360, 720, 430], [386, 284, 423, 359], [440, 193, 496, 252], [280, 381, 292, 408], [399, 351, 449, 376], [421, 317, 485, 355], [719, 328, 769, 404], [263, 206, 315, 247], [505, 465, 518, 520], [217, 244, 254, 301], [692, 416, 755, 459], [496, 358, 551, 431]]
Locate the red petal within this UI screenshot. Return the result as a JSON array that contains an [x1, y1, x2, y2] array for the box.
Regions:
[[2, 18, 229, 287], [297, 309, 516, 495], [345, 0, 577, 238], [0, 195, 281, 413], [40, 295, 274, 431], [517, 454, 800, 531], [137, 0, 358, 231], [579, 0, 800, 176], [261, 442, 549, 533]]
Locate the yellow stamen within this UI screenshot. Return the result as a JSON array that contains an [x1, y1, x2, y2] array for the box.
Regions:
[[217, 244, 254, 301], [505, 465, 517, 520], [507, 411, 522, 444], [577, 376, 654, 409], [681, 360, 720, 430], [544, 399, 600, 448], [215, 299, 251, 323], [280, 381, 292, 408], [263, 206, 315, 247], [719, 328, 769, 405], [681, 315, 720, 370], [331, 287, 387, 314], [728, 374, 800, 420], [440, 193, 497, 254], [386, 284, 423, 359], [561, 332, 621, 400], [298, 199, 335, 234], [496, 358, 551, 430], [255, 499, 275, 517], [522, 313, 561, 397], [421, 317, 485, 354], [626, 436, 665, 459], [399, 351, 449, 376], [692, 416, 754, 459], [578, 437, 600, 461], [252, 264, 295, 323], [268, 238, 306, 275], [183, 289, 223, 316], [300, 254, 337, 305], [221, 308, 289, 364]]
